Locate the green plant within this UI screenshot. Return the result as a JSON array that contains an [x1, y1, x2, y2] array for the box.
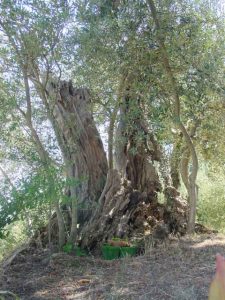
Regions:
[[62, 243, 74, 254], [0, 221, 27, 262], [75, 247, 87, 257], [120, 246, 137, 258], [197, 169, 225, 231], [62, 243, 87, 256]]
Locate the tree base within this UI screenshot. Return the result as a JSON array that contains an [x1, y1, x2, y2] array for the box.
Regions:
[[80, 170, 188, 251]]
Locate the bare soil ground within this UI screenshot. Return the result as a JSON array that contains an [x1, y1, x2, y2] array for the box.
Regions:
[[1, 234, 224, 300]]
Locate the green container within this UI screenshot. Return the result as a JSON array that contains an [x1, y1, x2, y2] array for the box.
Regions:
[[102, 245, 120, 260], [120, 246, 137, 258]]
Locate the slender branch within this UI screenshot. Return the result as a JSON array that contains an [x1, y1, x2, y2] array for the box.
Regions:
[[147, 0, 199, 232], [147, 0, 198, 181], [0, 290, 19, 300], [22, 67, 32, 122], [147, 0, 180, 117], [0, 22, 48, 163], [0, 20, 24, 68], [0, 165, 15, 190], [16, 104, 26, 118]]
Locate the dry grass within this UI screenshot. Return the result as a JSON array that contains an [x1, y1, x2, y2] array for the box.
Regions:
[[1, 234, 224, 299]]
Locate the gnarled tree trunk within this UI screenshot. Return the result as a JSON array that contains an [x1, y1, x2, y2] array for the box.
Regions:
[[80, 90, 187, 250], [46, 79, 108, 230], [32, 77, 188, 250]]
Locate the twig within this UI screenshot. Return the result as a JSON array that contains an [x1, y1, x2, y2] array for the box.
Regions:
[[0, 290, 20, 299]]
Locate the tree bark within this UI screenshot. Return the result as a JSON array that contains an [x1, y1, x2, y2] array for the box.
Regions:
[[45, 79, 108, 226], [80, 87, 162, 248], [170, 134, 183, 189], [116, 88, 161, 193], [68, 166, 78, 243], [80, 84, 187, 250], [108, 106, 119, 170], [25, 78, 188, 250], [180, 148, 190, 192], [54, 200, 66, 248]]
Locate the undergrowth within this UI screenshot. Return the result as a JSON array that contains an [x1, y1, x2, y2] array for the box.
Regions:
[[0, 221, 27, 262]]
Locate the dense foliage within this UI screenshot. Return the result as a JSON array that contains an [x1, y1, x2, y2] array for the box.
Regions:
[[0, 0, 225, 257]]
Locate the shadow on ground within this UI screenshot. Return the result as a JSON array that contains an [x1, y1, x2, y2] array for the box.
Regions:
[[1, 233, 224, 300]]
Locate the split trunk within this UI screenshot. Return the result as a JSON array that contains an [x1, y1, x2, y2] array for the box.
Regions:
[[45, 79, 188, 249]]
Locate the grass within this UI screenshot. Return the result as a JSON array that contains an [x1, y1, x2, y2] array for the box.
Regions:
[[0, 221, 27, 262]]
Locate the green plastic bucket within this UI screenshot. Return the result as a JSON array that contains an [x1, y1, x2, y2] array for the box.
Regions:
[[120, 246, 137, 258], [102, 245, 120, 260]]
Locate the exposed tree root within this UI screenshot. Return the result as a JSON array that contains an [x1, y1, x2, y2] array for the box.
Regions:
[[1, 244, 28, 269]]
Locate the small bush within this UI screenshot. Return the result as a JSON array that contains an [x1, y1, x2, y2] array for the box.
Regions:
[[0, 221, 27, 261], [197, 170, 225, 231]]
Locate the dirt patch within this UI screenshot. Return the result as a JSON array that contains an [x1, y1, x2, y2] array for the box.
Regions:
[[0, 234, 223, 299]]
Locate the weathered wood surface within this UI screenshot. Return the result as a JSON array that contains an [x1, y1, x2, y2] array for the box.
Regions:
[[47, 79, 108, 222], [41, 79, 188, 249]]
